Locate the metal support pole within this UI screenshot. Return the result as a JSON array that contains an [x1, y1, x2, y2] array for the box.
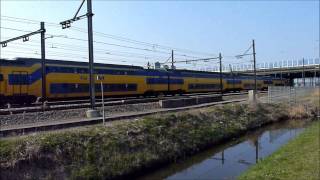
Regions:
[[147, 61, 150, 69], [229, 64, 235, 90], [293, 87, 298, 104], [87, 0, 95, 109], [289, 86, 292, 106], [171, 50, 174, 69], [101, 81, 105, 125], [280, 65, 282, 80], [221, 150, 225, 165], [252, 39, 257, 101], [314, 70, 316, 86], [302, 58, 305, 87], [219, 53, 223, 95], [255, 139, 259, 163], [40, 22, 46, 103]]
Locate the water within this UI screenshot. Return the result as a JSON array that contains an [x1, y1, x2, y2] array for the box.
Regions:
[[138, 120, 311, 180]]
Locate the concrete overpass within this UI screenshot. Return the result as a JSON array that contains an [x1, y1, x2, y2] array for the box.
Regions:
[[234, 64, 319, 79], [208, 58, 320, 86], [237, 64, 319, 86]]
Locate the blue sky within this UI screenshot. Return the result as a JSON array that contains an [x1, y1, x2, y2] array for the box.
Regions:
[[1, 0, 319, 70]]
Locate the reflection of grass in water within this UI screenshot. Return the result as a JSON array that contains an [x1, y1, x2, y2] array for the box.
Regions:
[[245, 119, 311, 147], [239, 120, 320, 180]]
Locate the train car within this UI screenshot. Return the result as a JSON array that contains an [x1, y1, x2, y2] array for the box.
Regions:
[[0, 57, 286, 106], [0, 58, 40, 105], [46, 60, 146, 99], [0, 73, 4, 105], [272, 79, 287, 86], [224, 77, 242, 92], [169, 70, 223, 94]]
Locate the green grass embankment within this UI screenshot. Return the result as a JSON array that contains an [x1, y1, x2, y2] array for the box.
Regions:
[[239, 120, 320, 180], [0, 103, 318, 179]]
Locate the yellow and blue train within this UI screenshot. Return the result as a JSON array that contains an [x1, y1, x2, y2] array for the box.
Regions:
[[0, 58, 286, 105]]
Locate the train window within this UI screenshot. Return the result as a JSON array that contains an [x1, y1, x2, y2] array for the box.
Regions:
[[263, 80, 273, 84], [188, 83, 220, 90], [227, 80, 242, 84], [0, 74, 3, 81]]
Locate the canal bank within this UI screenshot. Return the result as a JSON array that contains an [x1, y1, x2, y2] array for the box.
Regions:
[[0, 103, 318, 179], [239, 120, 319, 180], [137, 119, 314, 180]]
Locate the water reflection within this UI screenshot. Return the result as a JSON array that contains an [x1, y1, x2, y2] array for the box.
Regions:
[[137, 120, 311, 180]]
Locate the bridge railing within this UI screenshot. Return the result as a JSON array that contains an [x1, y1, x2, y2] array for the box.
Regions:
[[206, 58, 319, 72]]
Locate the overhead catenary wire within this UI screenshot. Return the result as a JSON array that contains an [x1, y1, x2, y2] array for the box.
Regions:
[[2, 42, 188, 65], [1, 48, 160, 64], [2, 30, 206, 62], [1, 17, 261, 71], [2, 49, 152, 65], [2, 32, 207, 66], [1, 15, 216, 57], [5, 37, 203, 59], [5, 42, 182, 62], [0, 26, 35, 33]]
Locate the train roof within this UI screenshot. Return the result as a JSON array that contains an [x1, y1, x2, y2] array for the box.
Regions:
[[0, 57, 282, 80], [0, 57, 144, 70]]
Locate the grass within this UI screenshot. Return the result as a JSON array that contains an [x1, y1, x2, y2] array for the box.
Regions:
[[0, 103, 318, 179], [239, 120, 320, 180]]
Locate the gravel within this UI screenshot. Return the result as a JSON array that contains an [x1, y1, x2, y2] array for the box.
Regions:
[[0, 102, 160, 127]]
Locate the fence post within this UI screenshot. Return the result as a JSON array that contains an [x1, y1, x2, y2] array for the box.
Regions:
[[101, 81, 105, 125], [268, 86, 270, 103], [289, 87, 292, 106], [294, 88, 297, 104]]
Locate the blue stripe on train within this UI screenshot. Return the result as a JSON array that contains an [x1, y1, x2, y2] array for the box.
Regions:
[[188, 83, 222, 90], [50, 83, 137, 94], [146, 78, 184, 84], [226, 79, 242, 84], [8, 65, 274, 85], [8, 67, 216, 85], [8, 74, 30, 85], [8, 69, 42, 85]]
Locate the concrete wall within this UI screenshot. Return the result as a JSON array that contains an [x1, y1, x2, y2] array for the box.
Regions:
[[159, 95, 222, 108]]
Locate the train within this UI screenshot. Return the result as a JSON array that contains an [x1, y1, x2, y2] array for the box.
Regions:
[[0, 57, 287, 106]]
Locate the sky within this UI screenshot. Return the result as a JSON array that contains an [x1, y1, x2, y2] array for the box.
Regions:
[[0, 0, 319, 71]]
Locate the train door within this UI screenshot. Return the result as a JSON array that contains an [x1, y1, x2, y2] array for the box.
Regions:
[[12, 71, 29, 96], [174, 71, 184, 94], [0, 73, 4, 105], [145, 69, 158, 96], [0, 73, 3, 94]]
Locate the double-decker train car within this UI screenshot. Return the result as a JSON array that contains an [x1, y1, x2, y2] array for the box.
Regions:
[[0, 58, 287, 105]]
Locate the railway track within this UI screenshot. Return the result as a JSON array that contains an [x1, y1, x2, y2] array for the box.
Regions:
[[0, 98, 248, 137], [2, 91, 243, 108], [0, 91, 266, 115]]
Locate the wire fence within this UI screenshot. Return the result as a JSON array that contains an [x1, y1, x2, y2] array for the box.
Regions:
[[267, 86, 318, 105]]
